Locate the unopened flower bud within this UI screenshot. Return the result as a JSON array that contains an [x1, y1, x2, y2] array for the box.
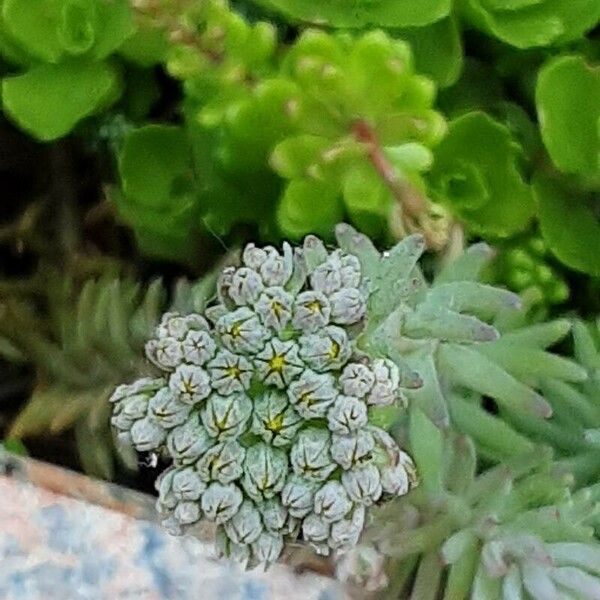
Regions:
[[242, 443, 288, 501], [201, 482, 243, 524], [281, 475, 319, 518], [196, 441, 246, 483], [329, 288, 366, 325], [174, 501, 201, 525], [225, 500, 263, 545], [327, 396, 368, 435], [290, 428, 336, 481], [149, 388, 191, 429], [259, 498, 288, 531], [130, 417, 166, 451], [260, 243, 293, 287], [255, 286, 293, 332], [292, 291, 331, 332], [342, 465, 382, 506], [228, 267, 264, 305], [216, 307, 268, 354], [302, 513, 330, 544], [172, 467, 206, 501], [331, 431, 375, 470], [146, 337, 183, 370], [168, 364, 211, 405], [314, 481, 353, 523], [339, 363, 375, 398], [252, 531, 284, 564], [182, 329, 216, 366], [298, 326, 351, 372], [367, 359, 400, 406], [207, 350, 252, 395], [201, 393, 252, 440], [329, 506, 365, 550], [166, 414, 215, 464], [288, 370, 338, 419]]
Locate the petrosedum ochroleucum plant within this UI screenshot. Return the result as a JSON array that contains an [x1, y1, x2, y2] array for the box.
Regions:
[[110, 224, 420, 567]]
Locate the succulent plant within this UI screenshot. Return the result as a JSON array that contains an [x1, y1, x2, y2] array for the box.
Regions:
[[111, 229, 418, 566]]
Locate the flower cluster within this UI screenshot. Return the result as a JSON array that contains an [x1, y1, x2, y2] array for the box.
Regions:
[[110, 236, 416, 566]]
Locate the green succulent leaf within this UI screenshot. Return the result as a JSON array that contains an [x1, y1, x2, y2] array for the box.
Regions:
[[2, 60, 120, 141], [460, 0, 600, 48], [396, 17, 463, 89], [429, 111, 535, 238], [533, 173, 600, 276], [536, 55, 600, 181], [250, 0, 451, 28]]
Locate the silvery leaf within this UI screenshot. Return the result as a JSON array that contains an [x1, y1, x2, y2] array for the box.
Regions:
[[339, 363, 375, 398], [302, 513, 330, 543], [228, 267, 264, 306], [251, 390, 303, 447], [196, 441, 246, 483], [148, 388, 191, 429], [242, 443, 288, 501], [290, 428, 336, 481], [216, 307, 268, 354], [342, 465, 382, 506], [287, 370, 338, 419], [329, 288, 366, 325], [314, 481, 353, 523], [201, 393, 252, 440], [224, 500, 263, 545], [254, 338, 304, 389], [145, 337, 183, 371], [327, 396, 368, 435], [182, 329, 216, 366], [130, 417, 166, 451], [255, 286, 294, 333], [258, 498, 288, 531], [168, 364, 211, 405], [251, 531, 284, 564], [329, 506, 365, 550], [174, 500, 201, 525], [201, 482, 243, 524], [207, 349, 253, 395], [292, 291, 331, 332], [166, 414, 215, 464], [331, 431, 375, 470], [298, 326, 351, 372], [281, 475, 319, 518], [172, 467, 207, 501]]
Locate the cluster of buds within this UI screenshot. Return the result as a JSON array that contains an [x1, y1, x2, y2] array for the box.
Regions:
[[110, 236, 417, 566]]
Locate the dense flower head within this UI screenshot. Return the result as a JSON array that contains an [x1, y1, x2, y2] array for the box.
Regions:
[[110, 235, 416, 567]]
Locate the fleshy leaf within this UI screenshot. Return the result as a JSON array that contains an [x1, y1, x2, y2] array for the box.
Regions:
[[536, 55, 600, 181], [2, 60, 120, 141]]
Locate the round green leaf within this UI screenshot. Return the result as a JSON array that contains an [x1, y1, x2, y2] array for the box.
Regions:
[[2, 60, 120, 140], [250, 0, 451, 28], [536, 55, 600, 180], [429, 111, 535, 237], [277, 179, 344, 240], [118, 124, 195, 211], [534, 173, 600, 276]]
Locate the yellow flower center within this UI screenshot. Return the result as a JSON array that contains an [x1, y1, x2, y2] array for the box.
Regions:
[[307, 300, 322, 314], [269, 354, 286, 373], [230, 322, 242, 338], [266, 413, 285, 432], [328, 341, 340, 359], [271, 300, 283, 316], [226, 366, 241, 379]]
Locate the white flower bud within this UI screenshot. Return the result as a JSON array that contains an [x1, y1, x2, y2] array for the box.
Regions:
[[327, 396, 368, 435], [130, 417, 166, 451], [314, 481, 353, 523], [259, 243, 293, 287], [110, 377, 164, 403], [224, 500, 263, 545], [342, 465, 382, 506], [155, 467, 177, 510], [216, 307, 268, 354], [309, 252, 343, 295], [111, 395, 149, 431], [172, 468, 206, 501], [182, 329, 216, 366], [201, 393, 252, 440], [298, 326, 351, 372], [380, 462, 410, 497], [174, 501, 201, 525], [329, 288, 366, 325], [242, 243, 268, 271], [287, 370, 338, 419], [168, 364, 211, 405], [254, 338, 304, 389], [255, 286, 294, 332], [329, 506, 365, 550], [157, 312, 208, 340], [145, 337, 183, 370], [161, 515, 183, 535], [367, 359, 400, 406], [258, 498, 288, 531], [242, 443, 288, 501], [339, 363, 375, 398], [196, 441, 246, 483], [302, 513, 330, 543], [228, 267, 264, 306], [290, 428, 336, 481], [216, 526, 250, 568], [166, 414, 215, 464], [340, 253, 362, 288], [292, 291, 331, 332], [207, 349, 252, 395], [251, 531, 284, 564], [281, 475, 319, 518], [252, 391, 303, 447], [201, 482, 243, 524], [149, 388, 191, 429], [331, 431, 375, 470]]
